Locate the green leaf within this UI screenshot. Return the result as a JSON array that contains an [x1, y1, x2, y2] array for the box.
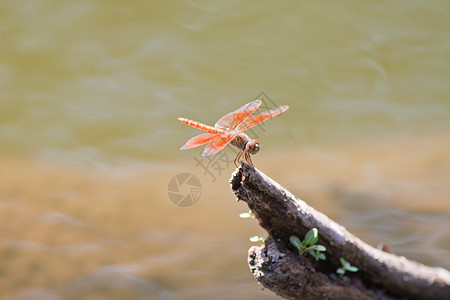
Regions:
[[289, 235, 302, 250], [318, 253, 326, 260], [339, 257, 347, 267], [249, 235, 260, 242], [336, 268, 345, 275], [346, 265, 359, 272], [303, 228, 318, 246], [315, 245, 326, 252], [311, 228, 319, 245], [239, 212, 252, 218]]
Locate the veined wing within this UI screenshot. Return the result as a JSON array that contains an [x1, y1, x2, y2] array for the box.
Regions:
[[236, 105, 289, 132], [215, 100, 262, 130], [180, 133, 219, 150], [202, 133, 236, 156]]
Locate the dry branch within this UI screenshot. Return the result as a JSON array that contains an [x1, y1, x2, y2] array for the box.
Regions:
[[230, 163, 450, 300]]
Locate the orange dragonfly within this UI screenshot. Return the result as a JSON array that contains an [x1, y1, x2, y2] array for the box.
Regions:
[[178, 100, 289, 167]]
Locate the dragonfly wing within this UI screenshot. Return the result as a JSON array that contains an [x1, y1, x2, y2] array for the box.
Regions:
[[215, 100, 262, 130], [237, 105, 289, 132], [180, 133, 218, 150], [202, 134, 235, 156]]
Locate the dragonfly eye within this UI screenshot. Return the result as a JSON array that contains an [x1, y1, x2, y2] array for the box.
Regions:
[[246, 140, 260, 154]]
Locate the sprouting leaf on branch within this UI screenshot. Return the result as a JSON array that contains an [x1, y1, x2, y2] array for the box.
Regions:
[[290, 228, 326, 261]]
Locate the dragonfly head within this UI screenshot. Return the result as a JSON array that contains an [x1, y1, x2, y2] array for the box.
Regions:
[[245, 139, 260, 155]]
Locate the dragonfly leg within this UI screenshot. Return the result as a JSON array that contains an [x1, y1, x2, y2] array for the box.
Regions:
[[244, 152, 254, 166], [234, 151, 243, 168]]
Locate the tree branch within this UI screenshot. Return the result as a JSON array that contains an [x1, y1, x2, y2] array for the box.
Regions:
[[231, 163, 450, 300]]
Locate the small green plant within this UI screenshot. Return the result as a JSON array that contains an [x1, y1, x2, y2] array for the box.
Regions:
[[249, 235, 266, 242], [336, 257, 359, 278], [239, 210, 255, 219], [289, 228, 326, 261]]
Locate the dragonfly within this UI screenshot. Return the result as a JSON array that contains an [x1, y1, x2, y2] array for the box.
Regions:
[[178, 100, 289, 167]]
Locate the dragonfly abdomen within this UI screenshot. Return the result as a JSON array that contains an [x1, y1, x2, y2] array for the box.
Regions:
[[178, 118, 221, 134]]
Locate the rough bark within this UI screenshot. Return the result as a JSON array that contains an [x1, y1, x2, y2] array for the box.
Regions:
[[230, 163, 450, 300]]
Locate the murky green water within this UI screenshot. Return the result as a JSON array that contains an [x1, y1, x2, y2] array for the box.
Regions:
[[0, 1, 449, 299]]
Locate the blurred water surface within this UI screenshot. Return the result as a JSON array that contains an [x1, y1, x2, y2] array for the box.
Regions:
[[0, 1, 449, 299]]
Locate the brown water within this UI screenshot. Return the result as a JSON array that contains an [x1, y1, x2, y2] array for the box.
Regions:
[[1, 1, 449, 299]]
